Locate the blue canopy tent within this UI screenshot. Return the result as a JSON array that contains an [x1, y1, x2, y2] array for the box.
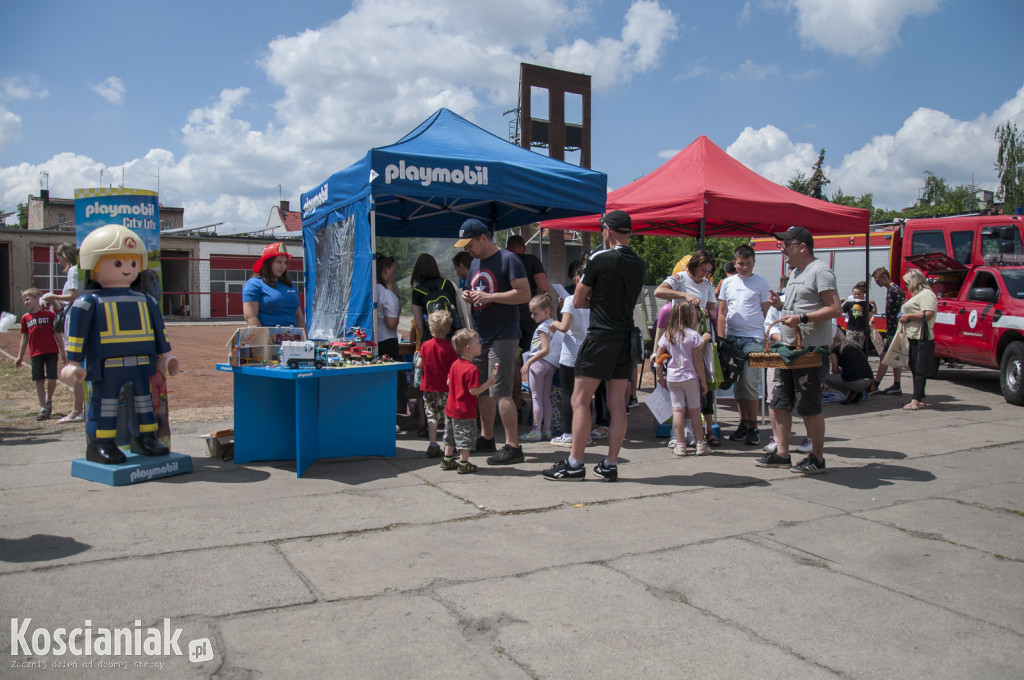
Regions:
[[300, 108, 607, 341]]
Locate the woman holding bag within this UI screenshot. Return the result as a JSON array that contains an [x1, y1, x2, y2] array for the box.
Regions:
[[898, 269, 937, 412]]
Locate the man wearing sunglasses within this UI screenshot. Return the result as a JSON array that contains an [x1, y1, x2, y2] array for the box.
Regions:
[[756, 226, 841, 474]]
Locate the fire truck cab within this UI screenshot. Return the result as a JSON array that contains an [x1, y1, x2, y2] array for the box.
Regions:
[[896, 216, 1024, 405]]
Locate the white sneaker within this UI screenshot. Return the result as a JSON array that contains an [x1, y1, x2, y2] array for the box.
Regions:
[[668, 437, 677, 449], [762, 437, 778, 454], [684, 435, 697, 449], [551, 434, 572, 447], [796, 437, 814, 453]]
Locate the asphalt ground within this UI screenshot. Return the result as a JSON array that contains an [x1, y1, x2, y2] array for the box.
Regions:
[[1, 361, 1022, 679]]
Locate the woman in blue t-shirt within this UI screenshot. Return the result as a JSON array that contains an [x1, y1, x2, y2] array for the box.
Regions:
[[243, 242, 305, 329]]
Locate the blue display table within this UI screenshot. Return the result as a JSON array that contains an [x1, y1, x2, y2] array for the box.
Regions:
[[217, 362, 411, 477]]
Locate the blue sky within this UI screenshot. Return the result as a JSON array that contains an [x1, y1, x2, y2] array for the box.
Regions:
[[2, 0, 1023, 231]]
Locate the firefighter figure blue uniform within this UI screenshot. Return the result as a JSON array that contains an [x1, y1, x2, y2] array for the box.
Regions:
[[62, 225, 179, 465]]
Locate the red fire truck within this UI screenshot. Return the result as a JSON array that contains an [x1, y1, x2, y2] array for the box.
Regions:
[[753, 214, 1024, 405]]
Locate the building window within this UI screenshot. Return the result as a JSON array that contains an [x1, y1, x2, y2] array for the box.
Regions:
[[31, 246, 67, 293], [208, 255, 304, 297]]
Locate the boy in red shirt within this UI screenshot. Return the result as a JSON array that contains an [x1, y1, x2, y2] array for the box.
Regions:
[[441, 328, 497, 474], [415, 310, 459, 457], [15, 288, 66, 420]]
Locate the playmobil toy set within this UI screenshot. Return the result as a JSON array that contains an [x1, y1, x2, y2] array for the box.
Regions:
[[227, 325, 391, 369]]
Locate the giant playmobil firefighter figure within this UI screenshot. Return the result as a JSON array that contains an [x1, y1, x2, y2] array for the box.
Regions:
[[61, 225, 179, 465]]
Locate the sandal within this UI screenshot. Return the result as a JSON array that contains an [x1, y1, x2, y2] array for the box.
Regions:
[[590, 426, 609, 440], [902, 401, 926, 411], [706, 433, 721, 447], [58, 410, 83, 424]]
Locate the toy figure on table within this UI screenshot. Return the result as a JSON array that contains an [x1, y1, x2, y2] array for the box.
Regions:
[[61, 224, 179, 465]]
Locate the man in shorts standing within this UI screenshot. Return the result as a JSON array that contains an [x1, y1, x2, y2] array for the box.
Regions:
[[457, 218, 531, 464], [543, 210, 646, 482], [756, 226, 841, 474], [717, 244, 772, 446]]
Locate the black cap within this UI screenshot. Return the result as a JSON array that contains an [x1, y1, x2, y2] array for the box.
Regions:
[[600, 210, 632, 234], [774, 226, 813, 248]]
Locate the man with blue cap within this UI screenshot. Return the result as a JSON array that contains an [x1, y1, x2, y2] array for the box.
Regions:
[[456, 218, 531, 464]]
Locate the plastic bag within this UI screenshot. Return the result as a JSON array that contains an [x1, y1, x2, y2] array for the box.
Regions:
[[881, 329, 909, 369], [0, 311, 18, 333]]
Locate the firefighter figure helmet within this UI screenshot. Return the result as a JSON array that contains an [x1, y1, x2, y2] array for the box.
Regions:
[[79, 224, 149, 271]]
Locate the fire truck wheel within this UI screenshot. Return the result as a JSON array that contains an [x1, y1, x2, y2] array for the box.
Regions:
[[1000, 341, 1024, 406]]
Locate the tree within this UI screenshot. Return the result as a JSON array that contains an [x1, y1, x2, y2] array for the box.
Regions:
[[785, 149, 829, 200], [786, 170, 809, 195], [17, 202, 28, 228], [920, 170, 950, 205], [995, 121, 1024, 214], [806, 148, 830, 200], [630, 235, 749, 285]]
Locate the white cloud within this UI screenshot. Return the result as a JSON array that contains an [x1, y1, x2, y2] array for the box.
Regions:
[[2, 0, 679, 229], [91, 76, 126, 105], [0, 106, 21, 153], [727, 124, 818, 183], [735, 59, 779, 80], [2, 75, 49, 101], [789, 0, 941, 61], [726, 85, 1024, 210], [738, 1, 753, 25]]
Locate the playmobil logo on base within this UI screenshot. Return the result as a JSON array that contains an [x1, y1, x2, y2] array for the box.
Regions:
[[384, 160, 489, 188], [302, 184, 329, 216], [10, 618, 214, 664], [130, 460, 179, 483]]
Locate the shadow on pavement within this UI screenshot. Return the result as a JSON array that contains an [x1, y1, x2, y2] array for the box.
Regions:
[[0, 534, 92, 563], [806, 462, 937, 489]]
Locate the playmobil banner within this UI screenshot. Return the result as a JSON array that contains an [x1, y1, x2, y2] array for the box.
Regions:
[[75, 188, 162, 297]]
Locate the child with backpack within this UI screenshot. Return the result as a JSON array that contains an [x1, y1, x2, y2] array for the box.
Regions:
[[519, 293, 563, 442], [416, 310, 459, 457], [655, 302, 710, 456], [410, 254, 460, 346]]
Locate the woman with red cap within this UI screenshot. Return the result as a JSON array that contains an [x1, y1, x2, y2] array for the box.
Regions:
[[243, 242, 305, 329]]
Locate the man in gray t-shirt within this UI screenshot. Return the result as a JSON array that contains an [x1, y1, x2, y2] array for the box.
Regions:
[[756, 226, 841, 475]]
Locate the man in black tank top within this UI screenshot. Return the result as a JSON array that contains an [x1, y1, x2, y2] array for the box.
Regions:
[[543, 210, 646, 482]]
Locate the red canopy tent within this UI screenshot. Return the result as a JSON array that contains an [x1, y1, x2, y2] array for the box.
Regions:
[[543, 135, 869, 240]]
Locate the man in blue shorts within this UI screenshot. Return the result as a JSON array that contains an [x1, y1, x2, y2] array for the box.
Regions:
[[543, 210, 646, 482], [457, 218, 531, 464]]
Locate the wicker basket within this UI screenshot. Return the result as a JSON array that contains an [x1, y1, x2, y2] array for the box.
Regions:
[[746, 320, 823, 370]]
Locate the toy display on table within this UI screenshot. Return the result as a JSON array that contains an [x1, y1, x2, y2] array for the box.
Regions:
[[62, 224, 179, 465]]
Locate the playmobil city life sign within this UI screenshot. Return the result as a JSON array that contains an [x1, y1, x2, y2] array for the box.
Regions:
[[74, 188, 161, 253], [382, 160, 490, 188]]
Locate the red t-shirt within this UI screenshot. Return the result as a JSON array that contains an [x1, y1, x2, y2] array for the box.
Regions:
[[419, 337, 458, 393], [21, 310, 60, 357], [445, 358, 480, 420]]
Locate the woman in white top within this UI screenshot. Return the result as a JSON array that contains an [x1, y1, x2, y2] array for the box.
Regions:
[[899, 269, 938, 412], [654, 250, 718, 318], [41, 243, 85, 423], [375, 255, 400, 357]]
